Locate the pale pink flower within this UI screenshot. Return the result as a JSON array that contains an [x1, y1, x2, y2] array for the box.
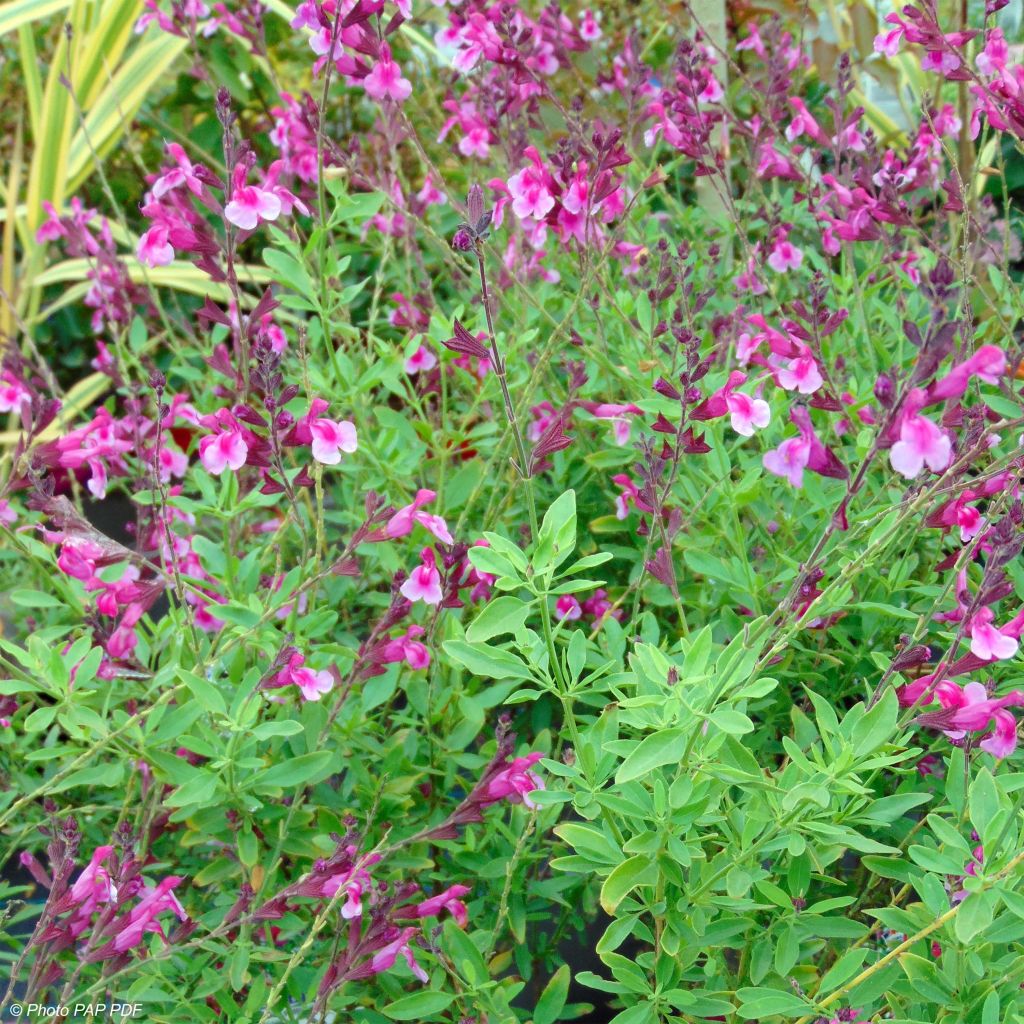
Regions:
[[763, 436, 811, 488], [507, 149, 555, 220], [198, 422, 248, 475], [889, 415, 952, 479], [970, 608, 1020, 662], [400, 548, 443, 605], [151, 142, 204, 199], [404, 345, 437, 375], [767, 239, 803, 273], [224, 186, 282, 230], [775, 354, 823, 394], [922, 51, 960, 75]]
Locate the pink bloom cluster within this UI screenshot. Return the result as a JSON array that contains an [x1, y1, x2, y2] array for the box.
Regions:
[[901, 678, 1024, 759], [32, 845, 188, 961]]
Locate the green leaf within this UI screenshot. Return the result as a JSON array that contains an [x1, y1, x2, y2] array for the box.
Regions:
[[263, 247, 316, 301], [735, 987, 811, 1018], [969, 767, 1000, 840], [535, 965, 571, 1024], [955, 892, 995, 943], [534, 490, 577, 571], [251, 751, 335, 790], [615, 728, 685, 784], [443, 639, 534, 681], [165, 771, 220, 808], [381, 992, 453, 1020], [466, 596, 531, 642], [709, 708, 754, 735], [599, 855, 657, 915], [178, 669, 227, 716], [9, 589, 63, 608]]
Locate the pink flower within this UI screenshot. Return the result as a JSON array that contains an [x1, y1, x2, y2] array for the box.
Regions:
[[400, 548, 443, 605], [198, 415, 248, 475], [137, 224, 175, 266], [555, 595, 582, 620], [922, 50, 960, 75], [414, 884, 471, 927], [275, 652, 334, 701], [110, 876, 187, 954], [928, 345, 1006, 402], [483, 752, 544, 808], [579, 9, 601, 41], [151, 142, 205, 199], [404, 345, 437, 375], [386, 489, 453, 544], [309, 416, 358, 465], [785, 98, 829, 145], [977, 28, 1008, 76], [224, 186, 282, 230], [63, 846, 118, 910], [889, 414, 952, 479], [363, 44, 412, 103], [0, 371, 32, 414], [368, 927, 429, 982], [725, 391, 770, 437], [767, 239, 803, 273], [588, 402, 643, 445], [775, 354, 823, 394], [763, 436, 811, 488], [970, 608, 1020, 662], [507, 149, 555, 220], [381, 625, 431, 670]]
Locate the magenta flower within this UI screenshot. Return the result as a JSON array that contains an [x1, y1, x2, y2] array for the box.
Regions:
[[413, 884, 471, 927], [369, 926, 429, 982], [110, 876, 187, 954], [400, 548, 443, 605], [0, 370, 31, 414], [555, 595, 583, 620], [928, 345, 1006, 402], [380, 625, 431, 670], [725, 391, 771, 437], [224, 185, 282, 230], [137, 224, 175, 267], [275, 652, 334, 702], [363, 44, 412, 103], [483, 752, 544, 808], [385, 489, 453, 544], [785, 97, 829, 145], [889, 414, 952, 479], [969, 608, 1020, 662]]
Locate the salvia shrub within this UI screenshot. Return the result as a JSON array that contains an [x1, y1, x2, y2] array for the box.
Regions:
[[3, 1, 1024, 1022]]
